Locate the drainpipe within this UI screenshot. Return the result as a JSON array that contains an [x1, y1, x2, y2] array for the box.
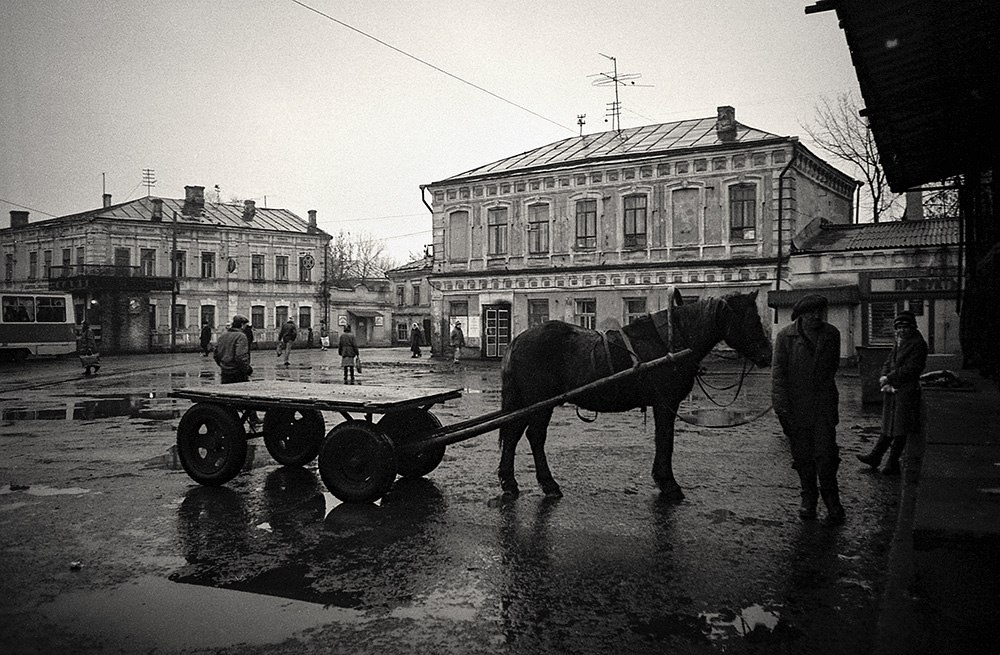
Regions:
[[775, 144, 798, 323]]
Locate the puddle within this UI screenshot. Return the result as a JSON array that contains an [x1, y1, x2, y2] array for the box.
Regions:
[[41, 575, 369, 651], [142, 444, 263, 472], [1, 395, 183, 422], [389, 586, 486, 622], [677, 407, 770, 427], [700, 604, 788, 641], [0, 483, 90, 496], [634, 604, 795, 644]]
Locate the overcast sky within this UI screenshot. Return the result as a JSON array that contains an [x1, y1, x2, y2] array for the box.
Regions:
[[0, 1, 860, 264]]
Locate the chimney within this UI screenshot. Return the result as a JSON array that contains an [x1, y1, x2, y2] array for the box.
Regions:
[[716, 105, 737, 142], [904, 190, 924, 220], [243, 199, 256, 221], [151, 198, 163, 222], [308, 209, 317, 228], [102, 193, 112, 208], [10, 210, 29, 228], [182, 185, 205, 216]]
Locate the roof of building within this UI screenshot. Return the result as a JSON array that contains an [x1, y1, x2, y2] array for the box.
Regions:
[[17, 196, 326, 236], [434, 116, 787, 184], [796, 217, 960, 253], [386, 257, 432, 277]]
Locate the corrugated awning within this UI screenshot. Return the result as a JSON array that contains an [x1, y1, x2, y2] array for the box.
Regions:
[[347, 309, 383, 318], [767, 285, 860, 308]]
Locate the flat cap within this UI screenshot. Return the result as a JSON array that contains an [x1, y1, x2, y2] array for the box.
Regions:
[[231, 315, 249, 327], [791, 294, 828, 320], [893, 311, 916, 328]]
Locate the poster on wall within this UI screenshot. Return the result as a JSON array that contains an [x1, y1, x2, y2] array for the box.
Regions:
[[374, 316, 384, 327], [338, 315, 347, 326], [467, 315, 481, 340]]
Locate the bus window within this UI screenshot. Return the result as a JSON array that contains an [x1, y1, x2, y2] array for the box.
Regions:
[[2, 296, 35, 322], [36, 296, 67, 322]]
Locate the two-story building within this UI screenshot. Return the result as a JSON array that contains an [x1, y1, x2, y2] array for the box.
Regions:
[[386, 253, 434, 351], [1, 185, 331, 353], [421, 106, 857, 358]]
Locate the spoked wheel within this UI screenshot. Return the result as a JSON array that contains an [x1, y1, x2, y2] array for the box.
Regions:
[[176, 403, 248, 486], [318, 421, 397, 504], [263, 408, 325, 466], [377, 409, 445, 478]]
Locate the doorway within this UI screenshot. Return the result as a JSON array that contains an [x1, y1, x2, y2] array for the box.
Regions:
[[482, 304, 511, 359]]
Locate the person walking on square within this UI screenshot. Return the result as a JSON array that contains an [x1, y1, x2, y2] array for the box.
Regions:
[[450, 321, 465, 363], [338, 324, 359, 384], [319, 320, 330, 351], [857, 310, 928, 475], [276, 318, 297, 367], [78, 321, 101, 375], [410, 323, 423, 358], [772, 294, 845, 524], [199, 321, 212, 357], [242, 322, 255, 356]]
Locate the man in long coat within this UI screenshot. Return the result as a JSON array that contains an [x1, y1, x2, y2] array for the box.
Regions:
[[857, 310, 928, 475], [772, 294, 845, 524]]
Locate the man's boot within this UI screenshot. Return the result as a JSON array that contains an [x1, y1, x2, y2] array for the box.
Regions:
[[856, 434, 892, 469], [819, 475, 846, 524], [797, 468, 818, 520], [880, 435, 907, 476]]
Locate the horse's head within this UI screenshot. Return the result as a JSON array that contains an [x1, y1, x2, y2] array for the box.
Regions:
[[719, 290, 772, 368]]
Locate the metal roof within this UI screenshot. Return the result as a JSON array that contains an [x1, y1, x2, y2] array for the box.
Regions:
[[434, 117, 786, 184], [796, 217, 960, 253], [28, 196, 325, 236], [807, 0, 999, 191]]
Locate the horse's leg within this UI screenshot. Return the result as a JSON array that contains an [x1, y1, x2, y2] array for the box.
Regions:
[[651, 399, 685, 501], [525, 408, 561, 497], [498, 418, 528, 498]]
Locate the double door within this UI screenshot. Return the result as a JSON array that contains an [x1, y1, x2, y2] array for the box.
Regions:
[[483, 304, 510, 359]]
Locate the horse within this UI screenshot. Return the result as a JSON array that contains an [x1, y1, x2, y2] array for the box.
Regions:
[[497, 290, 773, 501]]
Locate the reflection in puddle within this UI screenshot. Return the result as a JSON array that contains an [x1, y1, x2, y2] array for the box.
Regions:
[[142, 444, 262, 472], [700, 604, 782, 640], [677, 407, 770, 427], [634, 604, 793, 644], [0, 484, 90, 496], [1, 395, 184, 422]]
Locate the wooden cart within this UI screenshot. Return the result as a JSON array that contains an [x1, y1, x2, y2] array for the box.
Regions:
[[169, 348, 692, 504]]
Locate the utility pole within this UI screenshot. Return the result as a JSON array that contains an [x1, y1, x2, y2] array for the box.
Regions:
[[171, 210, 178, 352], [589, 53, 648, 135]]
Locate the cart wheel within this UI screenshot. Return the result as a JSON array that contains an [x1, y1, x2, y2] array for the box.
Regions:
[[377, 409, 445, 478], [176, 403, 248, 486], [318, 421, 397, 504], [263, 409, 324, 466]]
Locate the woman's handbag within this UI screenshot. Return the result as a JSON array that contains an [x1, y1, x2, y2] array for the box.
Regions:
[[354, 355, 362, 373]]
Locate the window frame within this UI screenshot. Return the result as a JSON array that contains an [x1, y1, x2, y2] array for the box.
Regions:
[[729, 182, 757, 239], [250, 305, 265, 329], [251, 254, 265, 281], [527, 299, 549, 328], [487, 206, 508, 255], [448, 210, 469, 262], [298, 256, 312, 283], [624, 297, 647, 325], [200, 252, 216, 279], [623, 194, 648, 249], [574, 298, 596, 330], [140, 248, 156, 277], [527, 203, 550, 254], [575, 199, 598, 250], [275, 255, 289, 282]]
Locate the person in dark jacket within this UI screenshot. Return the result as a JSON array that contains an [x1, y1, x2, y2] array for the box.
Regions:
[[276, 318, 297, 366], [409, 323, 423, 358], [78, 321, 101, 375], [214, 315, 253, 384], [242, 322, 255, 356], [338, 324, 359, 384], [772, 294, 845, 524], [199, 321, 212, 357], [857, 311, 928, 475]]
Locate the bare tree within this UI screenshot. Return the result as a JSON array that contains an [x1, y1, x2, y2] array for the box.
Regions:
[[802, 93, 901, 223], [325, 230, 395, 286]]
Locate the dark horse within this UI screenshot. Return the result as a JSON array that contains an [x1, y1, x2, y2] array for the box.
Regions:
[[498, 290, 773, 500]]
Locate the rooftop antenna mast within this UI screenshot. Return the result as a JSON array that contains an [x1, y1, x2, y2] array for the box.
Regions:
[[589, 53, 649, 135], [577, 114, 587, 136], [142, 169, 156, 197]]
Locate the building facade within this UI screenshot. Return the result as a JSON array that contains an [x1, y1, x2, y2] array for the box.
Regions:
[[421, 107, 857, 358], [387, 254, 434, 352], [1, 186, 331, 353]]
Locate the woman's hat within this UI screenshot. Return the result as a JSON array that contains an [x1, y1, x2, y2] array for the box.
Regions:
[[893, 311, 917, 328], [791, 294, 828, 320]]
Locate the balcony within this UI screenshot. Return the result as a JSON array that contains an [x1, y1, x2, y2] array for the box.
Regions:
[[47, 265, 176, 292]]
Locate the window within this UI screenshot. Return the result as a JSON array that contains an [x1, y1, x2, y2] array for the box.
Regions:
[[140, 249, 156, 276], [623, 195, 647, 249], [36, 296, 67, 322], [487, 207, 508, 255], [200, 305, 215, 329], [299, 256, 312, 282], [43, 250, 52, 278], [624, 298, 647, 324], [449, 211, 469, 261], [275, 305, 289, 327], [251, 305, 265, 329], [28, 252, 37, 280], [61, 248, 71, 277], [114, 248, 130, 267], [172, 251, 187, 278], [574, 299, 596, 330], [527, 203, 550, 254], [412, 284, 421, 305], [251, 255, 264, 281], [869, 302, 896, 344], [396, 285, 405, 306], [76, 247, 84, 267], [528, 299, 549, 328], [201, 252, 216, 278], [396, 322, 408, 341], [575, 199, 597, 249], [172, 305, 187, 330], [729, 183, 756, 239], [275, 256, 288, 282], [3, 296, 34, 322], [299, 306, 311, 329], [450, 301, 469, 327], [4, 254, 12, 282]]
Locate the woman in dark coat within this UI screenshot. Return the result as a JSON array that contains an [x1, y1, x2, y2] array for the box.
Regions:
[[409, 323, 423, 358], [857, 311, 928, 475], [199, 321, 212, 357]]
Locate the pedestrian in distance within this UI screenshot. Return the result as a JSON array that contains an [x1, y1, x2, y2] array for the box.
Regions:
[[410, 322, 423, 358], [772, 294, 846, 524], [338, 324, 359, 384], [242, 322, 255, 358], [450, 321, 465, 363], [215, 315, 260, 426], [319, 320, 330, 351], [857, 310, 928, 475], [276, 318, 297, 367], [78, 321, 101, 375], [199, 321, 212, 357]]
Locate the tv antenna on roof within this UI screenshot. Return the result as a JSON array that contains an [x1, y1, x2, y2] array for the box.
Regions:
[[577, 114, 587, 136], [588, 53, 651, 134], [141, 169, 156, 197]]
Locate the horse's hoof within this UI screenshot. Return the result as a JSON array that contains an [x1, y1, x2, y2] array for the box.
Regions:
[[658, 484, 685, 502], [500, 485, 520, 500], [541, 482, 563, 498]]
